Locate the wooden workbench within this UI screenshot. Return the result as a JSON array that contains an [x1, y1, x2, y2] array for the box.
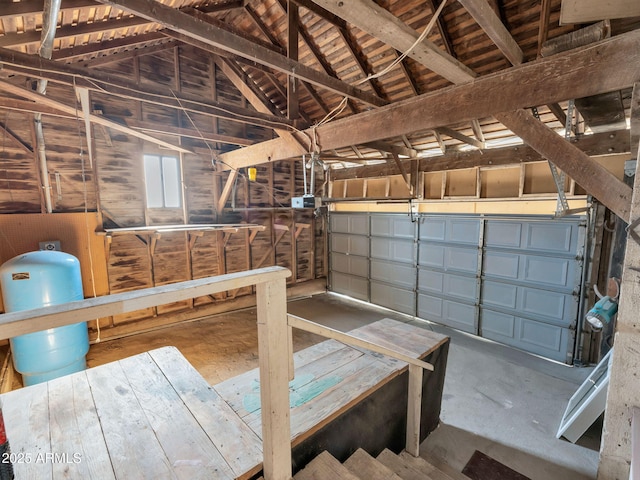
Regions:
[[0, 318, 448, 479]]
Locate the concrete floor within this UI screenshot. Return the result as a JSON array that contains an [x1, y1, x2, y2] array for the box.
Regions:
[[84, 292, 599, 480]]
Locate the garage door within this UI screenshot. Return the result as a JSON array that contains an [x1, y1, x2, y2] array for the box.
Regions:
[[328, 212, 586, 364]]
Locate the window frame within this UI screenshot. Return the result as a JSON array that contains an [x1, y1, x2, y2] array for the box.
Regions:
[[143, 153, 183, 209]]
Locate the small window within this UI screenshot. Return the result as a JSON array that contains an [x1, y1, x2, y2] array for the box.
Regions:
[[143, 154, 182, 208]]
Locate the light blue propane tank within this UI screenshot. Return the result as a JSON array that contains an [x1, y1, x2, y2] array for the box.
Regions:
[[0, 251, 89, 386]]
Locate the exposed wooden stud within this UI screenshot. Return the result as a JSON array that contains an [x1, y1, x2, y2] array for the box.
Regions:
[[256, 277, 292, 480], [391, 153, 413, 195], [406, 363, 423, 457], [458, 0, 523, 65], [433, 130, 446, 154]]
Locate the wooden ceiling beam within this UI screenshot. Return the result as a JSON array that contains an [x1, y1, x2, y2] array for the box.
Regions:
[[0, 98, 72, 118], [536, 0, 552, 58], [52, 33, 170, 62], [331, 128, 631, 180], [337, 28, 386, 100], [457, 0, 524, 65], [78, 40, 177, 67], [0, 80, 191, 154], [560, 0, 640, 24], [0, 48, 293, 130], [0, 16, 149, 48], [289, 0, 347, 29], [287, 0, 300, 120], [94, 0, 386, 107], [0, 0, 244, 19]]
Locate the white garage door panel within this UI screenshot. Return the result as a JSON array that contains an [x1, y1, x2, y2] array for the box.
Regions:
[[370, 281, 415, 315], [418, 269, 478, 303], [331, 233, 369, 256], [331, 272, 368, 301], [370, 237, 415, 264], [419, 244, 478, 274], [330, 214, 369, 235], [370, 215, 414, 239], [331, 252, 368, 277], [371, 259, 416, 289], [481, 308, 573, 363], [418, 293, 477, 334]]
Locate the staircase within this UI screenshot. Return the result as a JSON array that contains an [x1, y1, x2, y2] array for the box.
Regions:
[[292, 449, 471, 480]]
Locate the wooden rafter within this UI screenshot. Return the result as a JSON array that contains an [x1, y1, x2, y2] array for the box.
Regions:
[[51, 32, 168, 61], [536, 0, 552, 58], [560, 0, 640, 24], [426, 0, 456, 58], [290, 0, 347, 29], [395, 50, 420, 96], [78, 41, 177, 67], [0, 16, 148, 48], [458, 0, 524, 65], [95, 0, 386, 107], [337, 28, 386, 99], [125, 119, 255, 147], [470, 119, 485, 143]]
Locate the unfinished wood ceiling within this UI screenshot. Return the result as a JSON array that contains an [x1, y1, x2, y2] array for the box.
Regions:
[[0, 1, 638, 192]]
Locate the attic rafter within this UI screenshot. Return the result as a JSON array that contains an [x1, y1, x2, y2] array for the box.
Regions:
[[0, 0, 244, 19], [220, 26, 640, 218], [94, 0, 386, 108], [337, 28, 387, 100], [51, 32, 169, 61], [427, 0, 456, 58], [458, 0, 524, 65], [0, 48, 294, 131], [0, 16, 149, 48], [0, 80, 191, 154], [307, 0, 633, 220]]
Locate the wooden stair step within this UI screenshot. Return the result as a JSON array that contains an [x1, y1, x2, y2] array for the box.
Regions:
[[420, 453, 472, 480], [399, 451, 460, 480], [344, 448, 403, 480], [294, 451, 361, 480], [377, 449, 434, 480]]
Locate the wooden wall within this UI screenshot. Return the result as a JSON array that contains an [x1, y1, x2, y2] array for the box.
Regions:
[[0, 45, 327, 339]]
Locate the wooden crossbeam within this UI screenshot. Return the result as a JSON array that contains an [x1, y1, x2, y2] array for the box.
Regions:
[[560, 0, 640, 24], [435, 126, 484, 149]]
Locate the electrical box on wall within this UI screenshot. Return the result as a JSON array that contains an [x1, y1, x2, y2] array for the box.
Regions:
[[292, 196, 322, 209], [39, 241, 61, 251]]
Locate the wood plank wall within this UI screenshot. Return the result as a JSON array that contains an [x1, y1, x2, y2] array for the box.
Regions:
[[0, 44, 326, 339]]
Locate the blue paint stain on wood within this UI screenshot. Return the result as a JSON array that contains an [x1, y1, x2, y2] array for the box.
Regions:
[[242, 373, 343, 413]]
